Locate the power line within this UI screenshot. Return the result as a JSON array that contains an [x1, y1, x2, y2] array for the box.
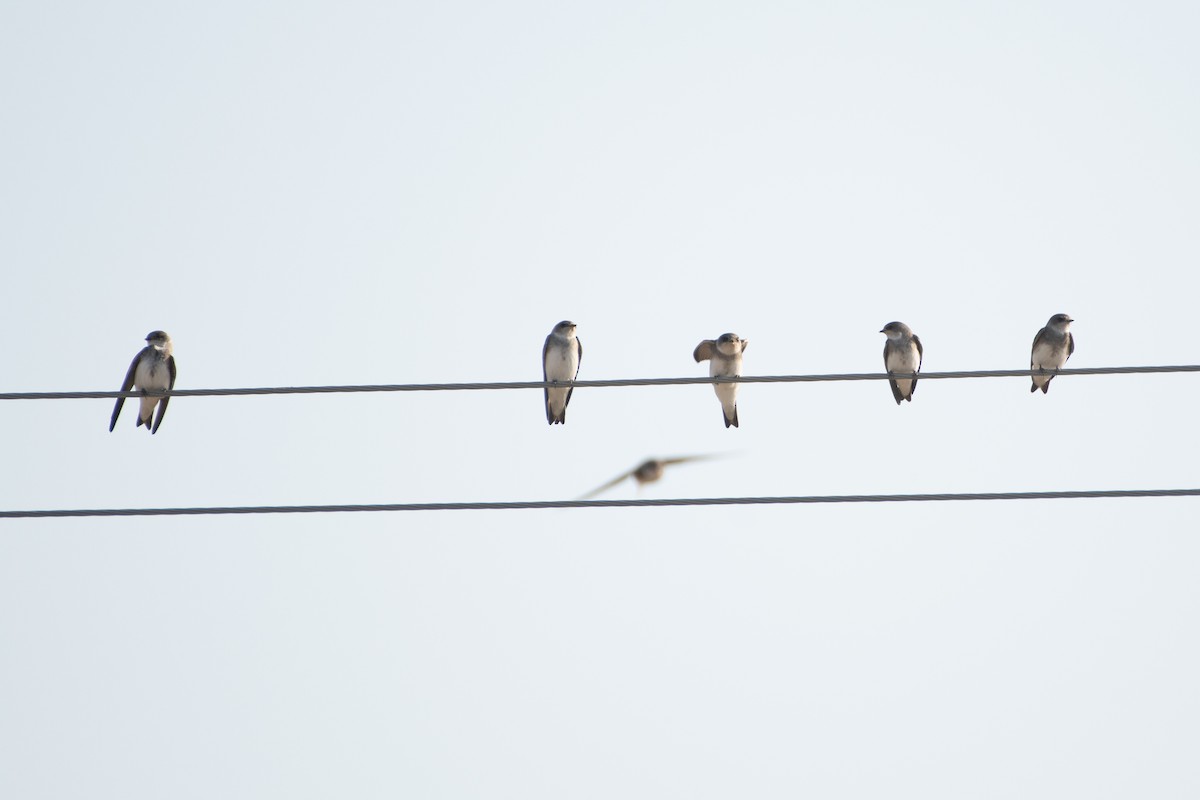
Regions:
[[1, 364, 1199, 401], [3, 487, 1198, 519]]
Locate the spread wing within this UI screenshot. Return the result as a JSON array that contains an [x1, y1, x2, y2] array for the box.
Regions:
[[151, 355, 177, 434], [659, 454, 715, 467], [581, 453, 723, 499], [108, 349, 143, 432], [578, 468, 635, 500], [693, 340, 714, 362]]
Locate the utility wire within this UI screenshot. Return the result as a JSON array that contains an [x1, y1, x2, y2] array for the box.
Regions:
[[1, 365, 1199, 401], [3, 488, 1198, 519]]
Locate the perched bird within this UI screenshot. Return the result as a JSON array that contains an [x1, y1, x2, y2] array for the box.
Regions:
[[1030, 313, 1075, 394], [693, 333, 748, 428], [880, 321, 924, 404], [109, 330, 177, 434], [579, 455, 718, 499], [543, 320, 582, 424]]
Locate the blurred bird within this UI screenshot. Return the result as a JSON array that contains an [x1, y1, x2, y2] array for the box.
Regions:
[[109, 330, 177, 434], [693, 333, 748, 427], [1030, 313, 1075, 394], [579, 455, 720, 499], [543, 320, 582, 424], [880, 321, 923, 404]]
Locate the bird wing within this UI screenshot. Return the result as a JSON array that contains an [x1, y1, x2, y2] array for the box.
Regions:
[[578, 469, 634, 500], [151, 355, 177, 434], [108, 349, 143, 432], [563, 337, 581, 410], [693, 340, 714, 362], [542, 334, 552, 422], [659, 454, 714, 467], [1030, 326, 1048, 367]]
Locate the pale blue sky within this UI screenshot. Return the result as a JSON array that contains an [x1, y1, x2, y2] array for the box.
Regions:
[[3, 2, 1199, 797]]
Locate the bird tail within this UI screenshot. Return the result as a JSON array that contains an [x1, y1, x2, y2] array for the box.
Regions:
[[724, 406, 739, 428]]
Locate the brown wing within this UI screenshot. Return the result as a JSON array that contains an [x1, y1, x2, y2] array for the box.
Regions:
[[1030, 326, 1048, 368], [150, 355, 177, 434], [578, 469, 635, 500], [542, 334, 553, 423], [108, 349, 143, 432]]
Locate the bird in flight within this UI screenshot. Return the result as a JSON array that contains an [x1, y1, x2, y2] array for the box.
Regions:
[[579, 455, 721, 499]]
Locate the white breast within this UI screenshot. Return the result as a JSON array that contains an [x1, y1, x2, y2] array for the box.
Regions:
[[886, 342, 920, 374], [1031, 339, 1068, 371], [135, 355, 170, 392], [544, 341, 579, 382]]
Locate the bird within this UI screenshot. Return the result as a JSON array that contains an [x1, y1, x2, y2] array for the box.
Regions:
[[880, 321, 924, 404], [109, 330, 177, 434], [579, 455, 719, 499], [693, 333, 748, 428], [1030, 313, 1075, 394], [543, 320, 582, 424]]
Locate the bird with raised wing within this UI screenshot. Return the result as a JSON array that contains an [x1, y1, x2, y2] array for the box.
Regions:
[[693, 333, 748, 428]]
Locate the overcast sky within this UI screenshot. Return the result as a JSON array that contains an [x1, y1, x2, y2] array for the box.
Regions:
[[3, 2, 1199, 798]]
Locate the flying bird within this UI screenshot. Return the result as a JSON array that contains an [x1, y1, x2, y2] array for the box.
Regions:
[[579, 455, 719, 499], [1030, 313, 1075, 394], [109, 330, 177, 434], [543, 320, 582, 424], [693, 333, 748, 428], [880, 321, 923, 404]]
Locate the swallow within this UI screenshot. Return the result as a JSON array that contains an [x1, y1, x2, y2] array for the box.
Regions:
[[543, 320, 582, 424], [1030, 313, 1075, 394], [579, 455, 719, 499], [109, 330, 177, 434], [880, 321, 923, 404], [693, 333, 747, 427]]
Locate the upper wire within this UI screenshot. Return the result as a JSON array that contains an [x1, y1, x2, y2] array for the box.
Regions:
[[1, 364, 1198, 401]]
